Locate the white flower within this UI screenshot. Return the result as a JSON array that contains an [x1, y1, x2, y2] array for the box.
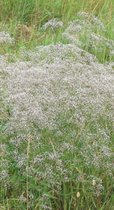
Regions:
[[76, 192, 80, 198], [0, 31, 14, 44], [92, 179, 96, 186], [42, 18, 63, 30]]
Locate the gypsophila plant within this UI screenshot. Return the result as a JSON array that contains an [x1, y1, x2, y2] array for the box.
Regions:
[[0, 0, 114, 209], [1, 41, 114, 209]]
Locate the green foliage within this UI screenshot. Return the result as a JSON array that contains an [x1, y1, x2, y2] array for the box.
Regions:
[[0, 0, 114, 62]]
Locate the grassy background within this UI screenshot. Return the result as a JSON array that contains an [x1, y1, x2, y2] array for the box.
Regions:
[[0, 0, 114, 60], [0, 0, 114, 25]]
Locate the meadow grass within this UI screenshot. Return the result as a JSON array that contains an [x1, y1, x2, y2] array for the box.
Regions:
[[0, 0, 114, 210], [0, 0, 114, 61]]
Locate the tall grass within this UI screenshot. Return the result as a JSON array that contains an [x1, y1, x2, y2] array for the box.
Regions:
[[0, 0, 114, 25], [0, 0, 114, 57]]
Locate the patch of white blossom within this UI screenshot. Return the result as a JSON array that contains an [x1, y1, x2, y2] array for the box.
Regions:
[[1, 42, 114, 172], [3, 43, 113, 133], [63, 12, 114, 58], [0, 13, 114, 207], [42, 18, 63, 31], [77, 12, 105, 31], [0, 31, 14, 44]]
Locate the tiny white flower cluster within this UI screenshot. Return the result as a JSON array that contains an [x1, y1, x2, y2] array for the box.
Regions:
[[77, 12, 105, 31], [1, 13, 114, 206], [42, 18, 63, 31], [0, 31, 14, 44], [89, 175, 104, 196], [63, 12, 114, 59]]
